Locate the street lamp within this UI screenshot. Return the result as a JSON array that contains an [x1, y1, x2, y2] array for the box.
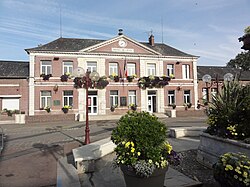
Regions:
[[202, 74, 212, 102], [223, 73, 234, 82], [73, 67, 100, 145]]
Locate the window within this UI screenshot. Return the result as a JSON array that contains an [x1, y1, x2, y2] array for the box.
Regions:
[[127, 63, 136, 76], [167, 64, 174, 76], [168, 90, 175, 105], [211, 88, 217, 97], [109, 63, 118, 76], [63, 90, 73, 106], [184, 90, 191, 103], [182, 64, 190, 79], [40, 91, 52, 108], [202, 88, 207, 100], [63, 61, 73, 74], [87, 61, 97, 72], [147, 63, 156, 76], [110, 90, 118, 106], [128, 90, 136, 105], [41, 60, 52, 75]]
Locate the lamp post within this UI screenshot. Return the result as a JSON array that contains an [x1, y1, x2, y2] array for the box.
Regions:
[[202, 74, 212, 102], [73, 68, 100, 145], [223, 73, 234, 82]]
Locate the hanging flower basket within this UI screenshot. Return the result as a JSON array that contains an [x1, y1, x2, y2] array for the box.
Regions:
[[138, 76, 170, 89], [60, 74, 69, 82], [40, 74, 52, 81]]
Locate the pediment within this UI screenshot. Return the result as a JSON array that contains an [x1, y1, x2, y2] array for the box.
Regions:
[[80, 35, 160, 55]]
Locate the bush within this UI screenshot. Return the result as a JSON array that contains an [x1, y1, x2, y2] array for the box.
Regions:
[[205, 81, 250, 140], [213, 152, 250, 187], [111, 111, 180, 177]]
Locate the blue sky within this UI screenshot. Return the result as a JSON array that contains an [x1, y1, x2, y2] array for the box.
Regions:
[[0, 0, 249, 66]]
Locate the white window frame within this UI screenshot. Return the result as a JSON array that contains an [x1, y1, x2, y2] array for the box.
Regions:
[[63, 61, 73, 74], [182, 64, 190, 79], [147, 63, 156, 76], [127, 63, 136, 76], [167, 64, 174, 76], [168, 90, 175, 105], [128, 90, 136, 105], [110, 90, 118, 106], [40, 91, 52, 108], [184, 90, 191, 103], [202, 88, 207, 100], [41, 60, 52, 75], [211, 88, 217, 97], [63, 90, 73, 106], [109, 62, 118, 75], [87, 61, 97, 72]]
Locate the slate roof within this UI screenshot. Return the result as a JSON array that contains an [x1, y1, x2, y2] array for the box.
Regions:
[[197, 66, 250, 81], [0, 60, 29, 78], [25, 37, 197, 57]]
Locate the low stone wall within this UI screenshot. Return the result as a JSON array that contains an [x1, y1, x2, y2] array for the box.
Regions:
[[177, 110, 206, 117], [26, 114, 75, 124], [197, 132, 250, 168]]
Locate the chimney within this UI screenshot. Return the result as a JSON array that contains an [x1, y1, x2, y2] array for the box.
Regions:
[[118, 29, 123, 35], [149, 34, 155, 46]]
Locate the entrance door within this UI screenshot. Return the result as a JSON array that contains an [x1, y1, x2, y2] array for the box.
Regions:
[[147, 91, 156, 113], [88, 91, 98, 115]]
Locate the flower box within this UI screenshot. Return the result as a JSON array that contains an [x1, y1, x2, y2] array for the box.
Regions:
[[197, 132, 250, 168]]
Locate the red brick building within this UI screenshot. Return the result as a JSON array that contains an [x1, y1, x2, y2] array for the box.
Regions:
[[25, 30, 199, 120], [0, 60, 29, 114]]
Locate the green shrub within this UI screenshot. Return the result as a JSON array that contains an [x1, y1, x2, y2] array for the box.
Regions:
[[111, 111, 180, 177], [206, 81, 250, 140]]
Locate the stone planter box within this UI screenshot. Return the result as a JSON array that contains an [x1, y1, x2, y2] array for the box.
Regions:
[[197, 132, 250, 168], [15, 114, 25, 124]]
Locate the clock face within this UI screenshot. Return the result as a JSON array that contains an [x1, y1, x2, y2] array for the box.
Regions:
[[118, 40, 127, 47]]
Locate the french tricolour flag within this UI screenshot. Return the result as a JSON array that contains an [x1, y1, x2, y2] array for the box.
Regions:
[[124, 59, 128, 77]]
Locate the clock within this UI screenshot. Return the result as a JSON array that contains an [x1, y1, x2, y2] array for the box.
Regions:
[[118, 40, 127, 47]]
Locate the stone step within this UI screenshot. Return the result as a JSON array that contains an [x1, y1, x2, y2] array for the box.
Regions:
[[169, 127, 206, 138]]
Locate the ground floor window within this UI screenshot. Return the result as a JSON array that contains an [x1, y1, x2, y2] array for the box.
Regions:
[[110, 90, 118, 107], [63, 90, 73, 106], [128, 90, 136, 105], [41, 91, 52, 108], [168, 90, 175, 105], [184, 90, 191, 103]]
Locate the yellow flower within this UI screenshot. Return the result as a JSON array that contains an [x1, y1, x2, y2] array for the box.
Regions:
[[125, 142, 130, 148], [130, 142, 134, 147], [148, 159, 153, 164], [137, 152, 141, 156], [131, 148, 135, 153], [226, 164, 233, 170], [122, 141, 125, 145], [243, 172, 248, 178], [165, 142, 172, 154], [235, 168, 242, 174]]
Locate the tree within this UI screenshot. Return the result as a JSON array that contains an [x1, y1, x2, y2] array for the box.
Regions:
[[227, 51, 250, 71]]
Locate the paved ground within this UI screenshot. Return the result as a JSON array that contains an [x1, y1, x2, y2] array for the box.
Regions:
[[0, 116, 207, 187]]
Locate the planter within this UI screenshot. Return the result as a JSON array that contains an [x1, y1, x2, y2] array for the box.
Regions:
[[15, 114, 25, 124], [120, 165, 168, 187], [62, 108, 69, 114], [114, 76, 120, 82], [170, 109, 176, 118], [197, 132, 250, 168]]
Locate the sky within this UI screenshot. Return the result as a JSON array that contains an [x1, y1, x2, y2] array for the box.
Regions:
[[0, 0, 249, 66]]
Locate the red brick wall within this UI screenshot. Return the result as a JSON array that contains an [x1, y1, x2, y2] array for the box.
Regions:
[[0, 79, 29, 113], [34, 56, 78, 78]]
